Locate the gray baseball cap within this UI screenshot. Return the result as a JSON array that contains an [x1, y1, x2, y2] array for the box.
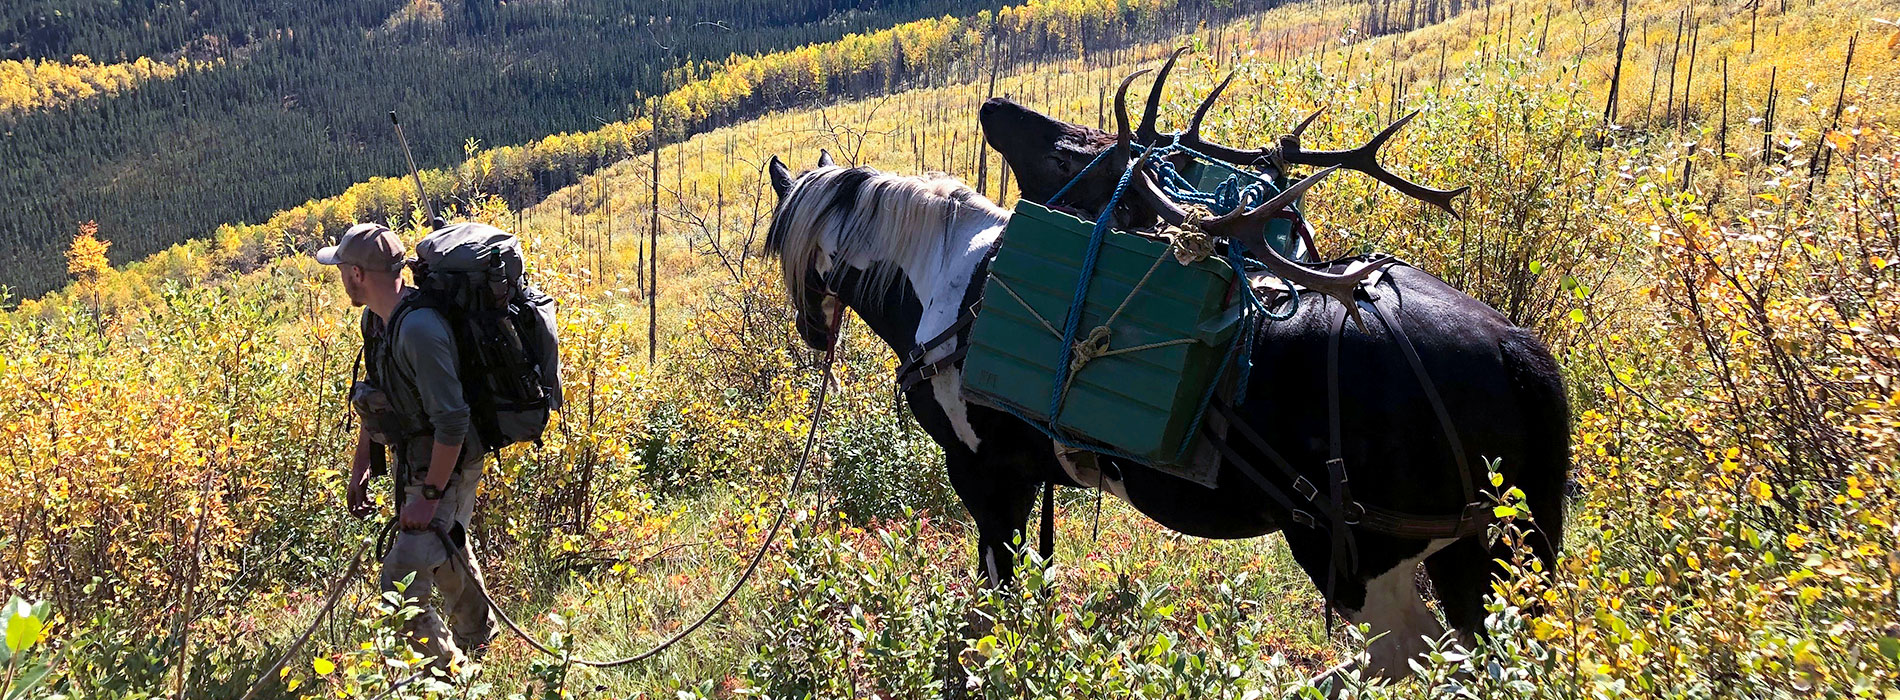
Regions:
[[316, 223, 407, 272]]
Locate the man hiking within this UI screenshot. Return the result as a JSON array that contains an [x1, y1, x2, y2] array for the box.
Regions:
[[321, 222, 495, 670]]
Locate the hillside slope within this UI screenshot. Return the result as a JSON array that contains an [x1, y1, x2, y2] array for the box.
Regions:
[[2, 0, 1896, 695], [0, 0, 1010, 298], [10, 0, 1273, 313]]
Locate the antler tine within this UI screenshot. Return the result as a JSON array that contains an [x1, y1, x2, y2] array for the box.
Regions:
[[1114, 68, 1155, 162], [1279, 110, 1470, 217], [1137, 46, 1190, 144], [1290, 105, 1327, 138], [1185, 72, 1234, 145], [1177, 71, 1276, 167]]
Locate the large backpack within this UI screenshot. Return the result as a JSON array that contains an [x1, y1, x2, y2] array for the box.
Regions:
[[395, 222, 563, 451]]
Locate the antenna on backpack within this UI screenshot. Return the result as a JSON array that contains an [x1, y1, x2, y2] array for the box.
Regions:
[[390, 110, 445, 230]]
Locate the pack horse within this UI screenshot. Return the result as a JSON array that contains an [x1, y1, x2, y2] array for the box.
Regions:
[[764, 53, 1570, 685]]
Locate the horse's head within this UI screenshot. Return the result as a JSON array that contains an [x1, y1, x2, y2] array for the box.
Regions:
[[765, 152, 1009, 352], [766, 151, 847, 350], [979, 47, 1469, 221]]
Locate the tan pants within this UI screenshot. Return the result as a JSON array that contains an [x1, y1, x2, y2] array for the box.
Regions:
[[380, 457, 494, 668]]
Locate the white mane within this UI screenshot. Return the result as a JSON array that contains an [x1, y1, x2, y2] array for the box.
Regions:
[[767, 166, 1010, 308]]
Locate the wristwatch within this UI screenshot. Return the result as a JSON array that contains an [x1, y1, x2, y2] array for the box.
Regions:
[[420, 482, 447, 501]]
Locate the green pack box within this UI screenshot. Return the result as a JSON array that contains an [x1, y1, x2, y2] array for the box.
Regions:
[[961, 200, 1243, 475]]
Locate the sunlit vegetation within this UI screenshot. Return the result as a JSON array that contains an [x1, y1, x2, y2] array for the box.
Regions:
[[11, 0, 1275, 314], [2, 0, 1897, 696], [0, 54, 197, 116], [0, 0, 1028, 299]]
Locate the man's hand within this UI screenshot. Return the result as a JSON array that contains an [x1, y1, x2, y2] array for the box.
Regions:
[[346, 468, 373, 519], [399, 496, 440, 531], [347, 429, 377, 519]]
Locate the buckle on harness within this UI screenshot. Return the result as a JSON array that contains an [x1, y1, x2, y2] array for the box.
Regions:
[[1293, 476, 1319, 502], [1464, 501, 1492, 523], [1342, 501, 1365, 526], [1290, 510, 1317, 528]]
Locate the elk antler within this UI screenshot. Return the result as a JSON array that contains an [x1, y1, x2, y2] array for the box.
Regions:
[[1114, 67, 1156, 174], [1166, 60, 1470, 217], [1136, 46, 1190, 145], [1278, 111, 1470, 217], [1114, 72, 1396, 319]]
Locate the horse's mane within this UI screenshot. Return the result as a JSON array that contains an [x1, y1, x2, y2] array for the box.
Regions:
[[766, 165, 1009, 309]]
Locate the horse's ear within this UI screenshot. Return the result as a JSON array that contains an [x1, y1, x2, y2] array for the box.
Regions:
[[769, 156, 793, 198], [817, 149, 836, 168]]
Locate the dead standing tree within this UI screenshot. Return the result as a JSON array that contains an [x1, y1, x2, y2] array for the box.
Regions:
[[1602, 0, 1630, 135], [650, 109, 661, 365], [1809, 33, 1857, 189]]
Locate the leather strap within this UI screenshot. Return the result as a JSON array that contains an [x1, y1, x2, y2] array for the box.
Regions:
[[1212, 401, 1326, 526], [897, 346, 970, 392], [895, 301, 982, 391], [1362, 295, 1478, 507], [1206, 425, 1316, 526], [1039, 481, 1055, 561]]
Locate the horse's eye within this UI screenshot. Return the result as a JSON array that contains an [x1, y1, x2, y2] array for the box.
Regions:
[[1045, 154, 1072, 176]]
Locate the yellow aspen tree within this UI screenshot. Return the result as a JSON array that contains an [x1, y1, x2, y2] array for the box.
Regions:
[[66, 220, 111, 285]]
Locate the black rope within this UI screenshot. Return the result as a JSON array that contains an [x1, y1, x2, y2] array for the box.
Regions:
[[431, 302, 847, 667]]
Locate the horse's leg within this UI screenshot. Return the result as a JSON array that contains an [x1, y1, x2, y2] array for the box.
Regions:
[[938, 447, 1039, 700], [945, 448, 1039, 587], [1423, 536, 1493, 641], [1289, 532, 1456, 693]]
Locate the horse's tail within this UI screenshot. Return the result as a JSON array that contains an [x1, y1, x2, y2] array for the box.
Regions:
[[1500, 326, 1571, 574]]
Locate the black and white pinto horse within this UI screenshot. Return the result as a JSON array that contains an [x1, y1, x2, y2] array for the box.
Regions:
[[764, 152, 1570, 681]]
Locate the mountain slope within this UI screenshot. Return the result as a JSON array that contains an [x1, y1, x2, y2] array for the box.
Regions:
[[0, 0, 1009, 298], [3, 0, 1896, 693]]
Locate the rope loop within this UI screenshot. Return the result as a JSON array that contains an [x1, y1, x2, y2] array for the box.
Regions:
[[1155, 203, 1217, 265], [1166, 227, 1217, 265], [1070, 325, 1113, 372]]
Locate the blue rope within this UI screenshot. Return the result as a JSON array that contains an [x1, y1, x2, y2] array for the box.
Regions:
[[1031, 133, 1307, 433], [1046, 156, 1141, 421], [1046, 144, 1147, 208], [1150, 156, 1276, 216], [1171, 305, 1248, 462], [1171, 144, 1289, 189]]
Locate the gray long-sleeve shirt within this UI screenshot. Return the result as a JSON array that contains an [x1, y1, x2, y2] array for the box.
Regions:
[[390, 305, 472, 448], [365, 291, 481, 468]]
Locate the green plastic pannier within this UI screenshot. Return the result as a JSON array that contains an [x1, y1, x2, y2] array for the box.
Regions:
[[960, 200, 1244, 476]]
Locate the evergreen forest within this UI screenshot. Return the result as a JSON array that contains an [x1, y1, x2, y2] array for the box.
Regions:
[[0, 0, 1008, 298]]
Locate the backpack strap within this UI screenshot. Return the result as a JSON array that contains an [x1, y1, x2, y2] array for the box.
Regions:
[[381, 298, 428, 400], [368, 297, 436, 442]]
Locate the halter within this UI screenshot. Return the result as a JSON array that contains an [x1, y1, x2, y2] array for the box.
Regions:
[[801, 247, 848, 347], [894, 298, 982, 392]]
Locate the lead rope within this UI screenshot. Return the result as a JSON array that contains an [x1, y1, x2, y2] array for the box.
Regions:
[[435, 301, 848, 668], [240, 522, 393, 700], [243, 303, 846, 692]]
